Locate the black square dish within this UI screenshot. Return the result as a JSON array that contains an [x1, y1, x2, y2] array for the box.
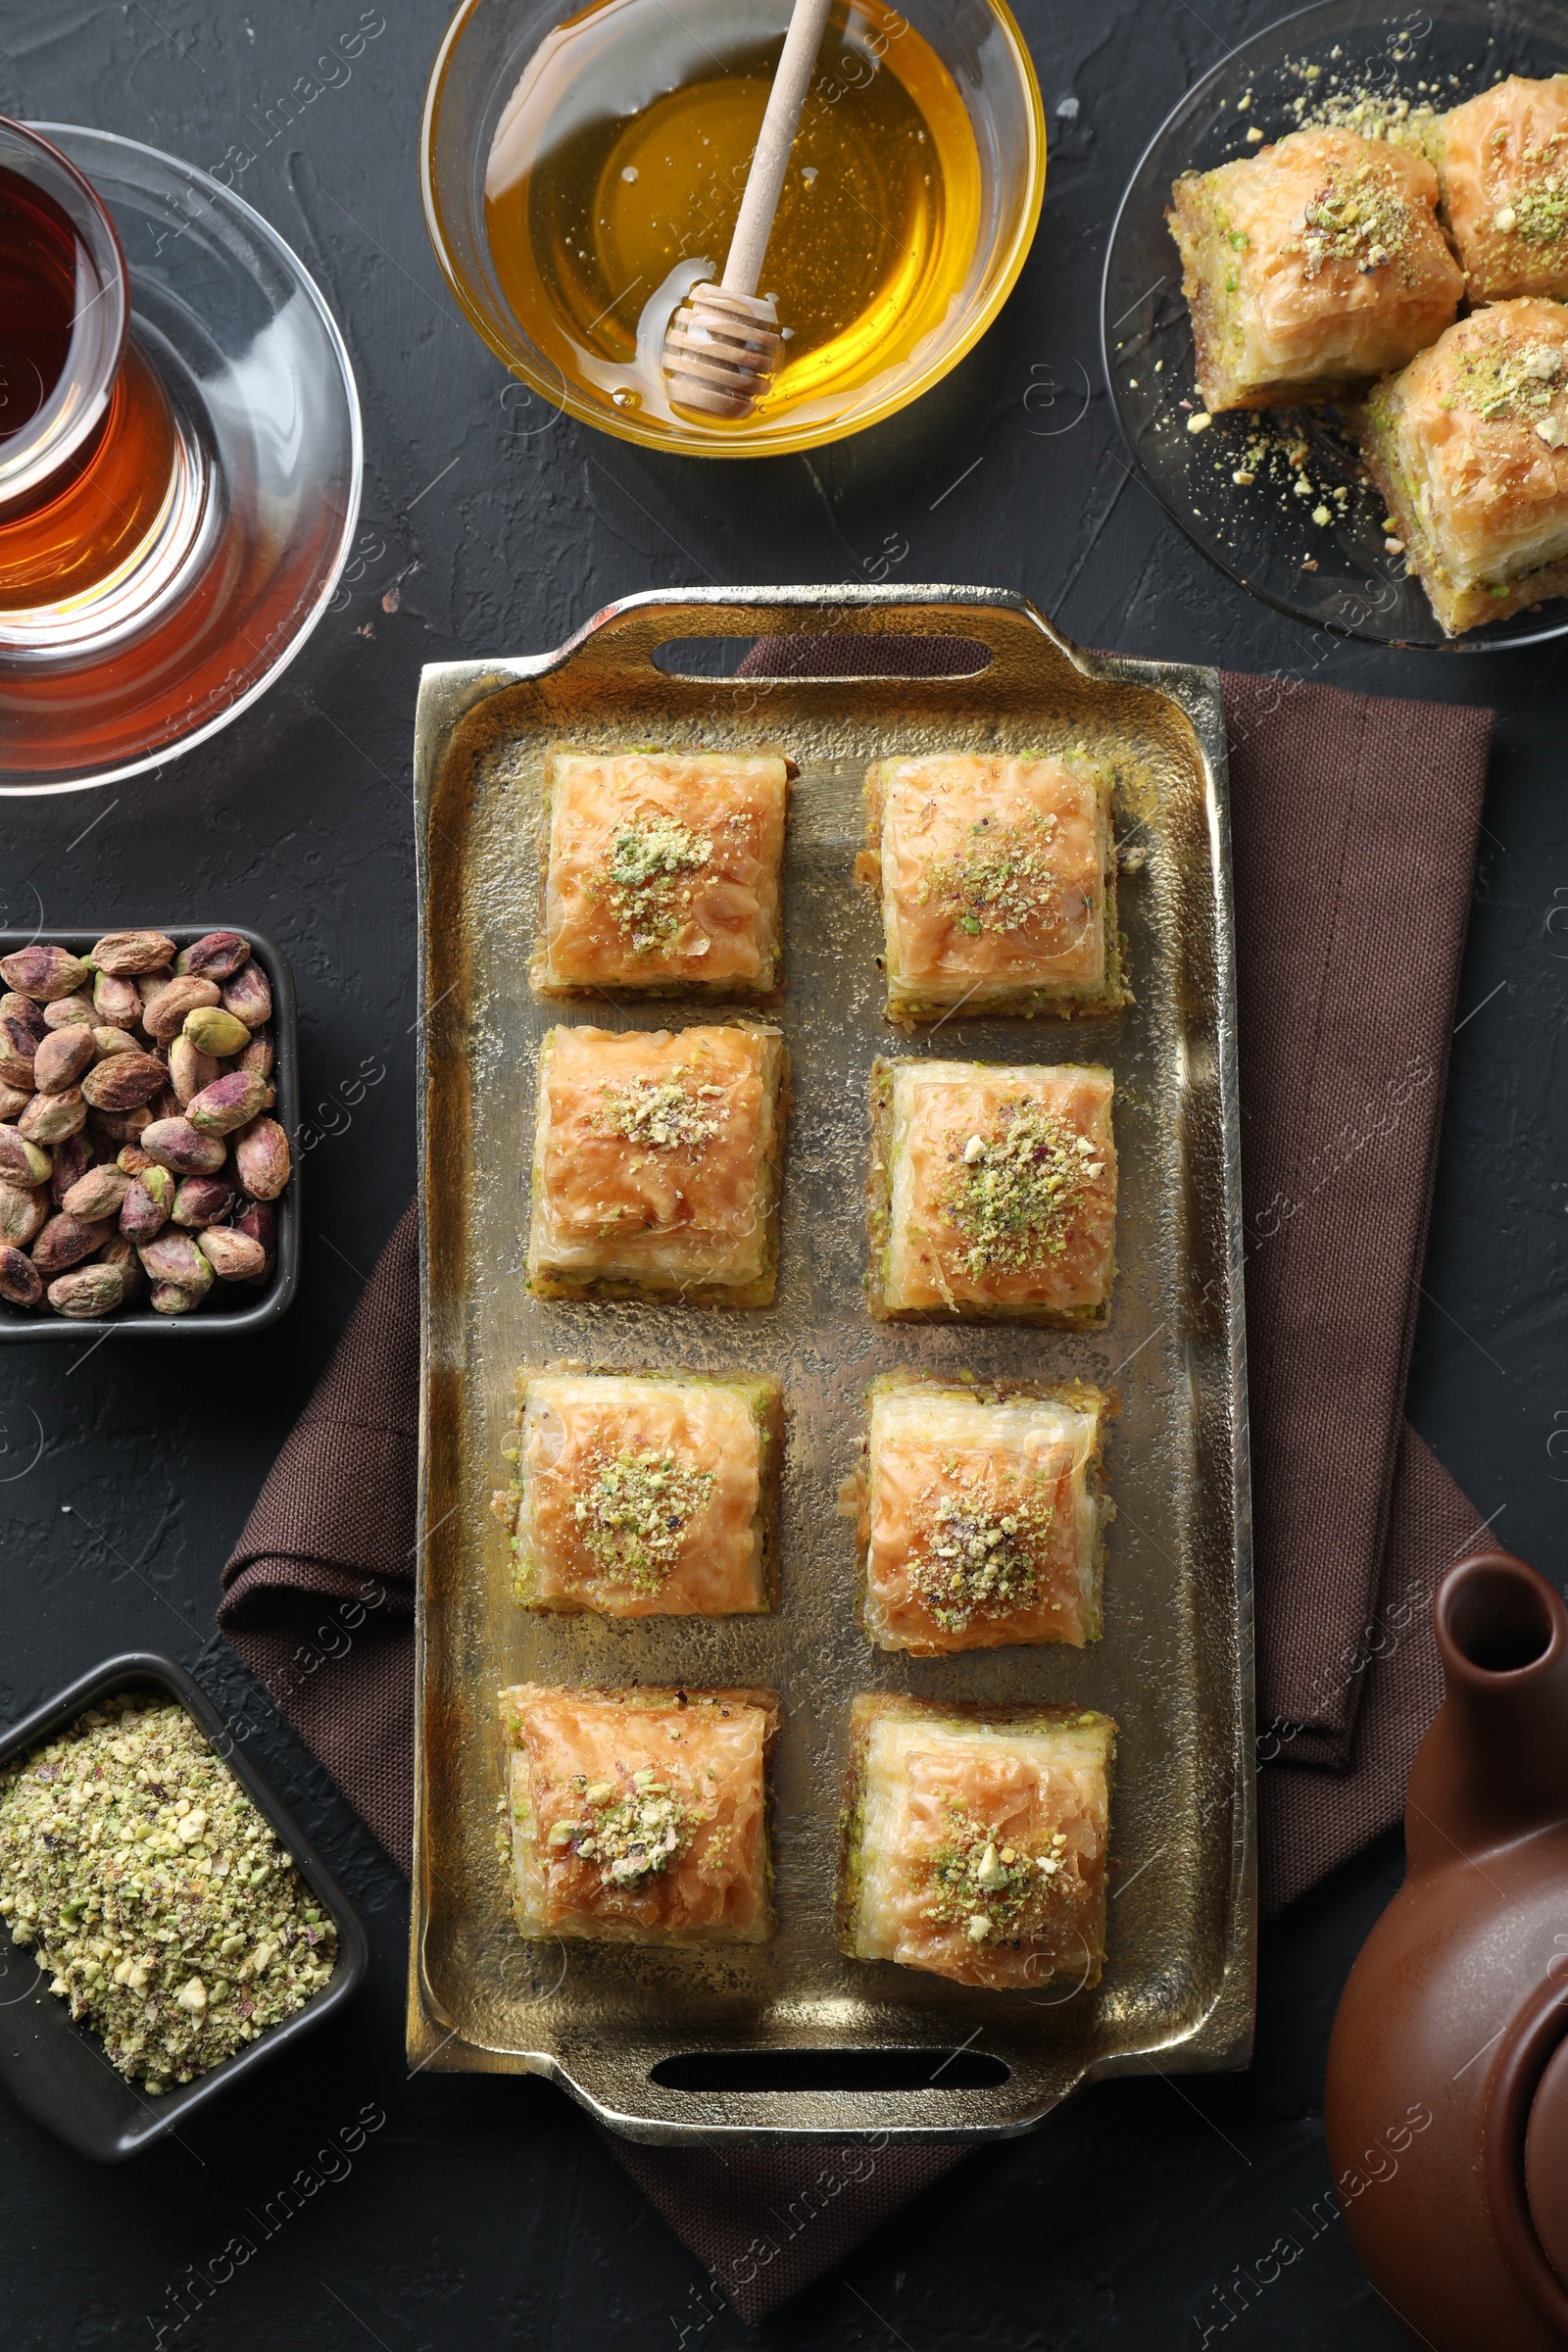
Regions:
[[0, 926, 298, 1339], [0, 1653, 368, 2161]]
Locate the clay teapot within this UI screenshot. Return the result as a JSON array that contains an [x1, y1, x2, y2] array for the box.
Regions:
[[1326, 1549, 1568, 2350]]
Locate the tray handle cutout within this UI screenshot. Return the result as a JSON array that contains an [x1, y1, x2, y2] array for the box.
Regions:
[[650, 633, 995, 682], [650, 2048, 1011, 2093]]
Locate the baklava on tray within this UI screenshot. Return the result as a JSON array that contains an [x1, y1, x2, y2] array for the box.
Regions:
[[849, 1373, 1111, 1653], [837, 1695, 1115, 1990], [1431, 76, 1568, 304], [525, 1021, 788, 1305], [1356, 298, 1568, 634], [1167, 125, 1463, 412], [532, 747, 789, 999], [501, 1684, 778, 1946], [493, 1368, 780, 1616], [866, 1057, 1116, 1325], [862, 752, 1127, 1023]]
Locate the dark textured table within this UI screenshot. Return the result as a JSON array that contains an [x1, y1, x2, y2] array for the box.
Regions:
[[2, 2, 1562, 2345]]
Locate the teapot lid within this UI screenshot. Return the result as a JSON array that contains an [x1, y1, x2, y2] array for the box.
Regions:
[[1526, 2032, 1568, 2286]]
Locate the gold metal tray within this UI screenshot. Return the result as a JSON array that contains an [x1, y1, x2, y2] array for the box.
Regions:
[[409, 586, 1255, 2142]]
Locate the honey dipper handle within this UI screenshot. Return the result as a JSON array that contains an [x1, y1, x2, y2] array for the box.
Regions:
[[720, 0, 836, 297]]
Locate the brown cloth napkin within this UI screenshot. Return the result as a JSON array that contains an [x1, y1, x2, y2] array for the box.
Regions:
[[220, 651, 1494, 2319]]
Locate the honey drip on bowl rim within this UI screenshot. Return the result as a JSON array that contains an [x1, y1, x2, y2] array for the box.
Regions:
[[484, 0, 982, 434]]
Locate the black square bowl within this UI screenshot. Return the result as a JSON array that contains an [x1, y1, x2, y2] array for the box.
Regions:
[[0, 926, 299, 1339], [0, 1653, 368, 2160]]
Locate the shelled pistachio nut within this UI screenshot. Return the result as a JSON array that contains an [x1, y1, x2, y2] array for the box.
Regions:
[[116, 1144, 154, 1177], [141, 976, 220, 1043], [43, 991, 97, 1031], [19, 1090, 86, 1146], [0, 1183, 48, 1248], [92, 968, 142, 1027], [93, 1026, 140, 1058], [171, 1174, 234, 1229], [0, 1016, 37, 1091], [234, 1117, 290, 1200], [81, 1051, 171, 1111], [0, 994, 46, 1039], [89, 930, 176, 976], [137, 1229, 214, 1302], [187, 1071, 270, 1138], [48, 1262, 124, 1317], [61, 1164, 132, 1222], [96, 1232, 144, 1302], [120, 1167, 174, 1243], [220, 961, 271, 1030], [174, 931, 251, 980], [88, 1102, 154, 1148], [181, 1005, 251, 1059], [33, 1025, 96, 1094], [202, 1226, 268, 1281], [32, 1211, 112, 1275], [0, 1127, 51, 1186], [0, 945, 93, 1002], [0, 1081, 30, 1122], [239, 1027, 274, 1081], [140, 1117, 227, 1177], [0, 1246, 43, 1307], [49, 1134, 95, 1206], [168, 1036, 219, 1107]]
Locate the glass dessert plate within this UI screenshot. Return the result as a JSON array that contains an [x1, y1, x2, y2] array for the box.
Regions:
[[1101, 0, 1568, 651], [1, 126, 362, 794]]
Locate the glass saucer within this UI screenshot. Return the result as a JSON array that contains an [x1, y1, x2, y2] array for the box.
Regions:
[[1101, 0, 1568, 652], [1, 125, 362, 793]]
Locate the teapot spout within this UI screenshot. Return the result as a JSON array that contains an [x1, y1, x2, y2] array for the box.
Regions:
[[1406, 1550, 1568, 1872]]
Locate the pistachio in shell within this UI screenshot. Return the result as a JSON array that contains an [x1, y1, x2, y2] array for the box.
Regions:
[[0, 1246, 44, 1307], [201, 1225, 267, 1281], [172, 1174, 234, 1228], [0, 1126, 50, 1186], [92, 968, 142, 1027], [168, 1034, 219, 1108], [119, 1168, 174, 1243], [61, 1163, 132, 1222], [187, 1069, 270, 1138], [220, 960, 271, 1030], [19, 1089, 86, 1146], [140, 1116, 227, 1177], [137, 1229, 214, 1301], [32, 1211, 111, 1275], [181, 1004, 251, 1059], [43, 992, 97, 1032], [33, 1024, 95, 1094], [80, 1051, 171, 1111], [90, 929, 177, 977], [174, 930, 250, 981], [238, 1025, 275, 1081], [0, 1016, 37, 1091], [234, 1115, 290, 1200], [142, 974, 220, 1044], [0, 945, 93, 1003], [0, 994, 47, 1040], [49, 1133, 95, 1206], [48, 1262, 124, 1317], [0, 1182, 48, 1248]]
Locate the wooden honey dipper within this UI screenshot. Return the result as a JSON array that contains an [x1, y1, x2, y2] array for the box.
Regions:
[[662, 0, 836, 420]]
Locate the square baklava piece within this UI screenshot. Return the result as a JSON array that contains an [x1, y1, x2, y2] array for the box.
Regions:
[[1432, 76, 1568, 304], [1356, 299, 1568, 634], [849, 1373, 1111, 1653], [533, 747, 789, 999], [525, 1021, 788, 1305], [866, 1057, 1116, 1325], [1167, 125, 1462, 412], [501, 1684, 777, 1945], [863, 752, 1127, 1023], [492, 1367, 780, 1616], [837, 1696, 1115, 1990]]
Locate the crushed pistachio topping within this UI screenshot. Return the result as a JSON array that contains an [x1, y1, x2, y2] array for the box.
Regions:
[[943, 1103, 1101, 1277], [593, 1068, 726, 1150], [573, 1446, 715, 1592], [1450, 332, 1566, 426], [550, 1769, 691, 1886], [0, 1694, 336, 2093], [918, 1797, 1073, 1941], [1298, 168, 1414, 274], [595, 816, 712, 955], [1499, 169, 1568, 247], [908, 1482, 1055, 1630], [920, 815, 1065, 937]]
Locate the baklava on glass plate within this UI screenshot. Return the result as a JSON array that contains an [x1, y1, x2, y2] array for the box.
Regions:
[[1103, 0, 1568, 648]]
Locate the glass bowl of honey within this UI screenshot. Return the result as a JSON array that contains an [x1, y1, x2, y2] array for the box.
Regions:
[[420, 0, 1045, 455]]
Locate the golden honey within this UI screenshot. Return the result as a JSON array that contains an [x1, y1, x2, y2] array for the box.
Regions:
[[483, 0, 982, 432]]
